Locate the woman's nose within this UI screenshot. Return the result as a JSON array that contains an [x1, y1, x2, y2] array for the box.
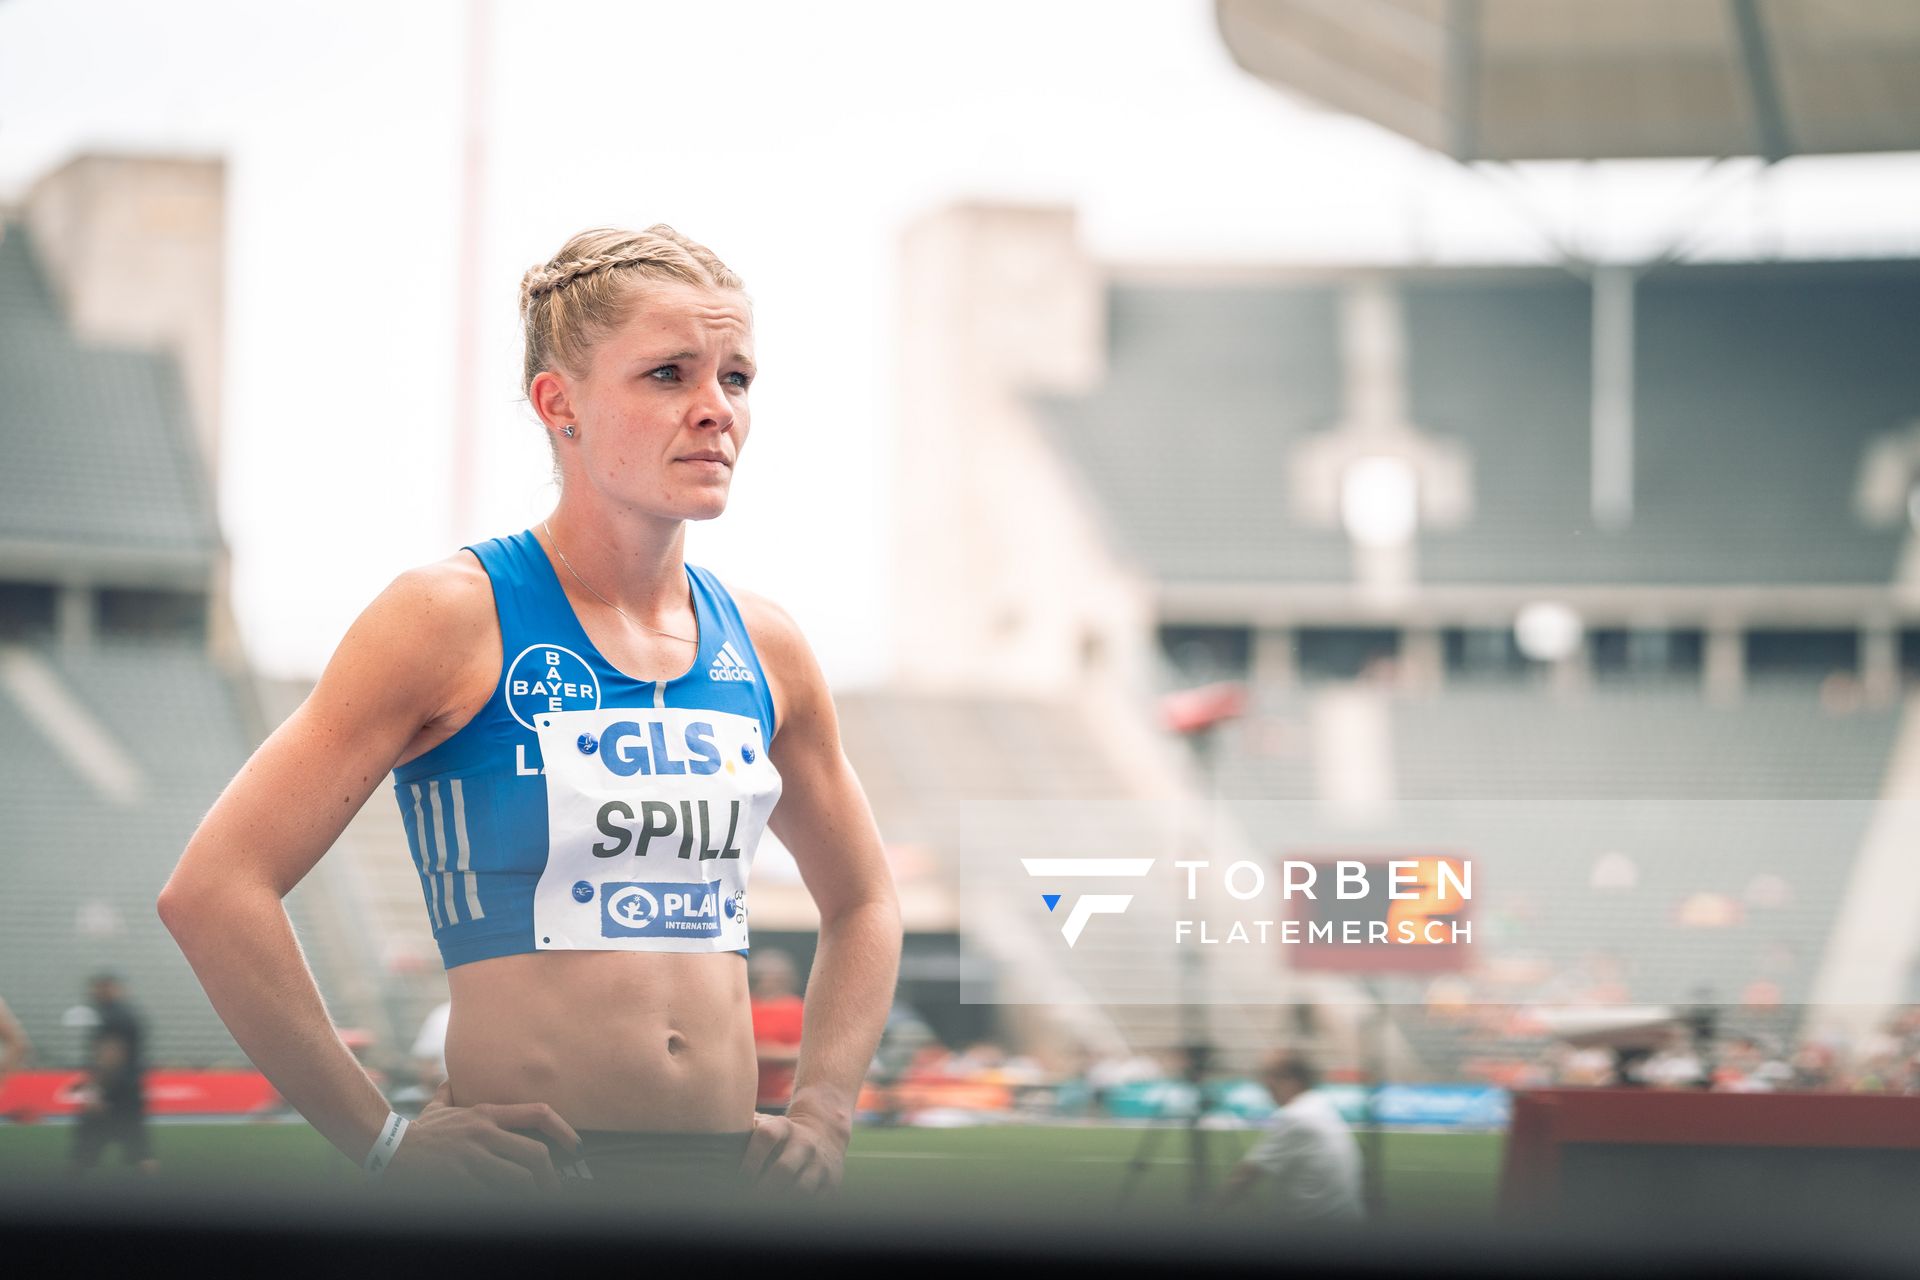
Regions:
[[691, 378, 734, 429]]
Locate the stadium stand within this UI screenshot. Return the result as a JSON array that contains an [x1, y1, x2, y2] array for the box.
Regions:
[[970, 249, 1920, 1078], [1219, 683, 1902, 1070], [1039, 260, 1920, 587], [0, 214, 374, 1068]]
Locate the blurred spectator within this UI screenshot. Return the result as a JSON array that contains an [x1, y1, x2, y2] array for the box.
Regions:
[[1087, 1051, 1159, 1088], [860, 1004, 938, 1127], [871, 999, 936, 1081], [1790, 1042, 1838, 1090], [749, 949, 805, 1113], [1217, 1052, 1363, 1227], [0, 995, 30, 1088], [1633, 1029, 1705, 1089], [943, 1040, 1046, 1090], [949, 1040, 1006, 1073], [409, 1001, 452, 1092], [70, 972, 155, 1175], [1086, 1049, 1161, 1116], [1712, 1037, 1775, 1092], [1900, 1051, 1920, 1095], [372, 1003, 453, 1118], [1554, 1044, 1618, 1087]]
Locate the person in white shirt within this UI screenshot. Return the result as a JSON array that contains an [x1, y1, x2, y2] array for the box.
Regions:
[[1218, 1052, 1364, 1226], [409, 1002, 451, 1089]]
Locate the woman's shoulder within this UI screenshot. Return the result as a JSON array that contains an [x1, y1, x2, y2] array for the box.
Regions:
[[718, 579, 807, 669], [383, 550, 498, 635], [298, 550, 503, 760], [336, 550, 499, 673], [710, 579, 829, 736]]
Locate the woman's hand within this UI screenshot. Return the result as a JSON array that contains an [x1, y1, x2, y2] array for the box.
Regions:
[[738, 1108, 846, 1197], [385, 1081, 583, 1194]]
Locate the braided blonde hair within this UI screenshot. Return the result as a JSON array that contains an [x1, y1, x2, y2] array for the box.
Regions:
[[519, 225, 746, 398]]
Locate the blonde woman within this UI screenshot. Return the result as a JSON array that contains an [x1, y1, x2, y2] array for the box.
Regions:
[[162, 227, 901, 1196]]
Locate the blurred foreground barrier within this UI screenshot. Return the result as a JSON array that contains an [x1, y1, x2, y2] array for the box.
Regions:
[[1501, 1088, 1920, 1234]]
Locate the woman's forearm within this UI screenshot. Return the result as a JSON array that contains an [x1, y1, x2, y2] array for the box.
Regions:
[[786, 896, 902, 1132], [159, 877, 391, 1163]]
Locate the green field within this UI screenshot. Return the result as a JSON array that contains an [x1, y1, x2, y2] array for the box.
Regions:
[[0, 1121, 1503, 1224]]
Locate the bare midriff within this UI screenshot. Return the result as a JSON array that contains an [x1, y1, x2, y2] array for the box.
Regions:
[[443, 949, 758, 1132]]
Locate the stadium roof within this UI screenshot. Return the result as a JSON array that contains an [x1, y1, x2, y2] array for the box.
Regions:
[[1036, 257, 1920, 590], [1217, 0, 1920, 162], [0, 221, 219, 574]]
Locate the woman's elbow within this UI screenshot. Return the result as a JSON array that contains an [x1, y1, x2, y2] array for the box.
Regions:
[[157, 859, 248, 939], [156, 872, 206, 938], [817, 887, 901, 941], [863, 890, 905, 949]]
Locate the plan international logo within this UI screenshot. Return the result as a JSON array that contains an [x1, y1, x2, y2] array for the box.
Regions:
[[1022, 858, 1155, 947]]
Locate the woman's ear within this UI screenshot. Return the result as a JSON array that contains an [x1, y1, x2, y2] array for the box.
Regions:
[[529, 369, 576, 432]]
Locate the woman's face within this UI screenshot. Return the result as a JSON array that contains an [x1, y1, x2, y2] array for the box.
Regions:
[[552, 279, 755, 523]]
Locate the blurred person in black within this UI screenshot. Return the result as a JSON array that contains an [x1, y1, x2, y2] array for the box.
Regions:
[[1216, 1052, 1361, 1228], [71, 972, 156, 1176]]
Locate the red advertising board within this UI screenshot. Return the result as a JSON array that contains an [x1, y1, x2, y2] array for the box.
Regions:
[[0, 1070, 283, 1120]]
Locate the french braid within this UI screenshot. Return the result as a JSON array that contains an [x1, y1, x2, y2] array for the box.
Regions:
[[519, 225, 746, 398]]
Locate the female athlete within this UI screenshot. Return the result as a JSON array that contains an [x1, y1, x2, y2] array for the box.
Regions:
[[160, 226, 902, 1196]]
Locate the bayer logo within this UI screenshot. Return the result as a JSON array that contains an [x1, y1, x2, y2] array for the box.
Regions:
[[503, 643, 601, 731], [606, 885, 658, 929]]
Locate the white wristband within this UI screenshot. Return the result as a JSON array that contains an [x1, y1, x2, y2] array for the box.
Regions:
[[362, 1110, 409, 1178]]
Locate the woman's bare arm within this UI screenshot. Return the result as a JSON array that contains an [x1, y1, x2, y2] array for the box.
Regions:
[[159, 557, 577, 1187], [739, 592, 902, 1193]]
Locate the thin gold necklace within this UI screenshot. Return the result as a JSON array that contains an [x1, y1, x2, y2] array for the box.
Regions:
[[542, 520, 697, 645]]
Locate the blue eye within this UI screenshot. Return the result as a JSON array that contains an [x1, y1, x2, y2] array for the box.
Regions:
[[648, 366, 679, 381], [725, 371, 752, 388]]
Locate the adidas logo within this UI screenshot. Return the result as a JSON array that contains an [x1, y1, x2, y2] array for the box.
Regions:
[[708, 640, 756, 683]]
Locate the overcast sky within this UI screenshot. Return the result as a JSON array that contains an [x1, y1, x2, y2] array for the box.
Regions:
[[4, 0, 1919, 684]]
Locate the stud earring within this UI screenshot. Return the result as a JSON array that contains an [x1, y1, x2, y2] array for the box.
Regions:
[[562, 424, 577, 438]]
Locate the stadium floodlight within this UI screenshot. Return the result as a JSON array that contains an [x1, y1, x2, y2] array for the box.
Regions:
[[1514, 601, 1584, 663], [1339, 455, 1418, 548]]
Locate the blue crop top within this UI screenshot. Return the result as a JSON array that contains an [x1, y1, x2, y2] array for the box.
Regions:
[[391, 529, 781, 969]]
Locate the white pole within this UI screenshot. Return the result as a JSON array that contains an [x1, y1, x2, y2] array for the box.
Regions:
[[1591, 265, 1636, 531]]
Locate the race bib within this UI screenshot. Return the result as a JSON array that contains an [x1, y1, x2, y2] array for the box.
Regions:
[[532, 706, 781, 952]]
